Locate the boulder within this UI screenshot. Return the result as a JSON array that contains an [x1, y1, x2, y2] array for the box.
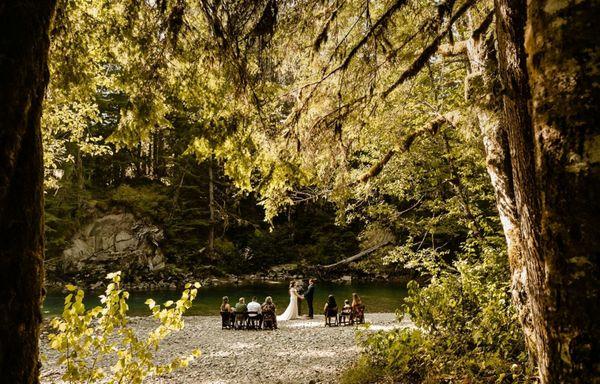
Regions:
[[340, 275, 352, 283], [61, 213, 165, 274]]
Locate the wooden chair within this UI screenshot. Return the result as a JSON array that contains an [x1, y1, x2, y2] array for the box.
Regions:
[[246, 311, 261, 330], [325, 308, 338, 326], [262, 310, 277, 330], [234, 312, 247, 330], [220, 311, 233, 329], [338, 307, 352, 326], [351, 304, 365, 324]]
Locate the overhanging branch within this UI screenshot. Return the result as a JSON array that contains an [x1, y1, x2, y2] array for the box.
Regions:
[[382, 0, 478, 98], [353, 112, 458, 185]]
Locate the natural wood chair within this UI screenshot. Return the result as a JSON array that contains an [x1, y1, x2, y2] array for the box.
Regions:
[[338, 308, 352, 326], [246, 311, 261, 330], [352, 304, 366, 324], [325, 308, 338, 326], [234, 312, 247, 330], [262, 310, 277, 330], [220, 311, 233, 329]]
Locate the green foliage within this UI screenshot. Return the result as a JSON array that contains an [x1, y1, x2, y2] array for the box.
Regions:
[[346, 244, 534, 384], [44, 180, 95, 262], [45, 177, 361, 279], [47, 272, 201, 383], [111, 184, 171, 222], [339, 355, 388, 384]]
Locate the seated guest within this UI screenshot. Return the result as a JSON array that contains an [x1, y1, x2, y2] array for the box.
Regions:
[[261, 296, 277, 329], [235, 297, 247, 313], [220, 296, 232, 312], [233, 297, 248, 329], [247, 296, 263, 327], [342, 299, 351, 311], [324, 294, 338, 326], [351, 292, 365, 323], [220, 296, 233, 328], [338, 299, 353, 325], [324, 294, 338, 315]]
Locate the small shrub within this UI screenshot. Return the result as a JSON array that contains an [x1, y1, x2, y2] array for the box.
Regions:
[[340, 355, 388, 384], [47, 271, 201, 383]]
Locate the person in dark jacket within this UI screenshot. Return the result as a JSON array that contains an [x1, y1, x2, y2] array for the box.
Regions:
[[304, 279, 316, 319]]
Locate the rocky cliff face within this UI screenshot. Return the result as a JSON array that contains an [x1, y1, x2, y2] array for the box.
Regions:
[[60, 213, 165, 275]]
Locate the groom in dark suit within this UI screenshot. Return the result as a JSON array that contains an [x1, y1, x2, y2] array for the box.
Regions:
[[304, 279, 316, 319]]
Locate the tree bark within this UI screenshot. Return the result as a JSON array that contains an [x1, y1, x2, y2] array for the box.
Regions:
[[495, 0, 600, 380], [459, 12, 536, 354], [0, 1, 56, 383], [524, 0, 600, 380], [207, 156, 215, 256]]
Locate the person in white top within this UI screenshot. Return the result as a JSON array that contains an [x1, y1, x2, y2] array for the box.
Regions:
[[247, 296, 262, 327]]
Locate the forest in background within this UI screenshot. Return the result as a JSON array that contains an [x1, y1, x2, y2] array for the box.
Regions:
[[42, 0, 503, 286]]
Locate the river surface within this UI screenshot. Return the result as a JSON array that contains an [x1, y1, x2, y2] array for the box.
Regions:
[[43, 281, 407, 316]]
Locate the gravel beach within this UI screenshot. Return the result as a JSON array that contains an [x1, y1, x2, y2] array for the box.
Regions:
[[40, 313, 412, 384]]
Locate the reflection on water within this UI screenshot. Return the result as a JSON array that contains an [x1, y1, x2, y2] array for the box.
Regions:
[[43, 281, 407, 317]]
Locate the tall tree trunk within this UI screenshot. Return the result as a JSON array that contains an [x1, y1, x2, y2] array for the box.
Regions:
[[496, 0, 600, 380], [460, 17, 536, 354], [207, 156, 215, 256], [155, 130, 166, 178], [0, 1, 56, 383], [524, 0, 600, 380]]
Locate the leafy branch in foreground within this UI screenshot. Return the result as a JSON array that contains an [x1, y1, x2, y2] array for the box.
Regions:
[[47, 271, 201, 383]]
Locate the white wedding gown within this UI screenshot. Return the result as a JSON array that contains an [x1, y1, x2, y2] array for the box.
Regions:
[[277, 288, 300, 321]]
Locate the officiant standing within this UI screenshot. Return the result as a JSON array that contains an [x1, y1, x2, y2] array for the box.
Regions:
[[304, 279, 316, 319]]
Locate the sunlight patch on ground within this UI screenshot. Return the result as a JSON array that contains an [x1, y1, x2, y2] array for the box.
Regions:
[[228, 341, 260, 349], [282, 320, 324, 328], [275, 348, 349, 358]]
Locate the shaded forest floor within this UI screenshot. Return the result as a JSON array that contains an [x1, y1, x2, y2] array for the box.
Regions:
[[40, 313, 411, 383]]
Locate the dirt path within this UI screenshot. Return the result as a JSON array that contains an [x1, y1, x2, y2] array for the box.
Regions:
[[41, 313, 412, 384]]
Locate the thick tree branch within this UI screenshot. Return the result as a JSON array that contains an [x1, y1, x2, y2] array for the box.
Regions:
[[382, 0, 477, 98], [472, 10, 494, 40], [353, 112, 458, 185], [439, 10, 494, 56], [329, 0, 408, 74]]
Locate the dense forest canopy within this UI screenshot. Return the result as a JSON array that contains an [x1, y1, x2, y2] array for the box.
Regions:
[[0, 0, 598, 383], [43, 0, 501, 274]]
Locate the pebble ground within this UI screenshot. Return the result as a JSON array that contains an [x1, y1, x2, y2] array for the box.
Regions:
[[41, 313, 413, 384]]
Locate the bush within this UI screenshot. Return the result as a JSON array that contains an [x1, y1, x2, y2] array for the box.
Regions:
[[346, 243, 535, 384], [340, 355, 388, 384], [47, 272, 201, 383]]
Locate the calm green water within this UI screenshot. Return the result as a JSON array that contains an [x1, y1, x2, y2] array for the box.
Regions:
[[43, 281, 407, 317]]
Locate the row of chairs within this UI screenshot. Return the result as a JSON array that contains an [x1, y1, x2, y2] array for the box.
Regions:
[[325, 305, 366, 327], [220, 311, 277, 330]]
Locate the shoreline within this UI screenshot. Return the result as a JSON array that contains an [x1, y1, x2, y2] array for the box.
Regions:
[[44, 274, 411, 293], [45, 264, 414, 292], [40, 313, 412, 383]]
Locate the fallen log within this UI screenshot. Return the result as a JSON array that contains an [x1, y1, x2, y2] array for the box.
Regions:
[[320, 240, 392, 270]]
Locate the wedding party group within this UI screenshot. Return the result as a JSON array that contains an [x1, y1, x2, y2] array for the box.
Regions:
[[219, 279, 366, 330]]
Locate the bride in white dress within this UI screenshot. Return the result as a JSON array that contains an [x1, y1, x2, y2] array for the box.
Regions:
[[277, 281, 304, 321]]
